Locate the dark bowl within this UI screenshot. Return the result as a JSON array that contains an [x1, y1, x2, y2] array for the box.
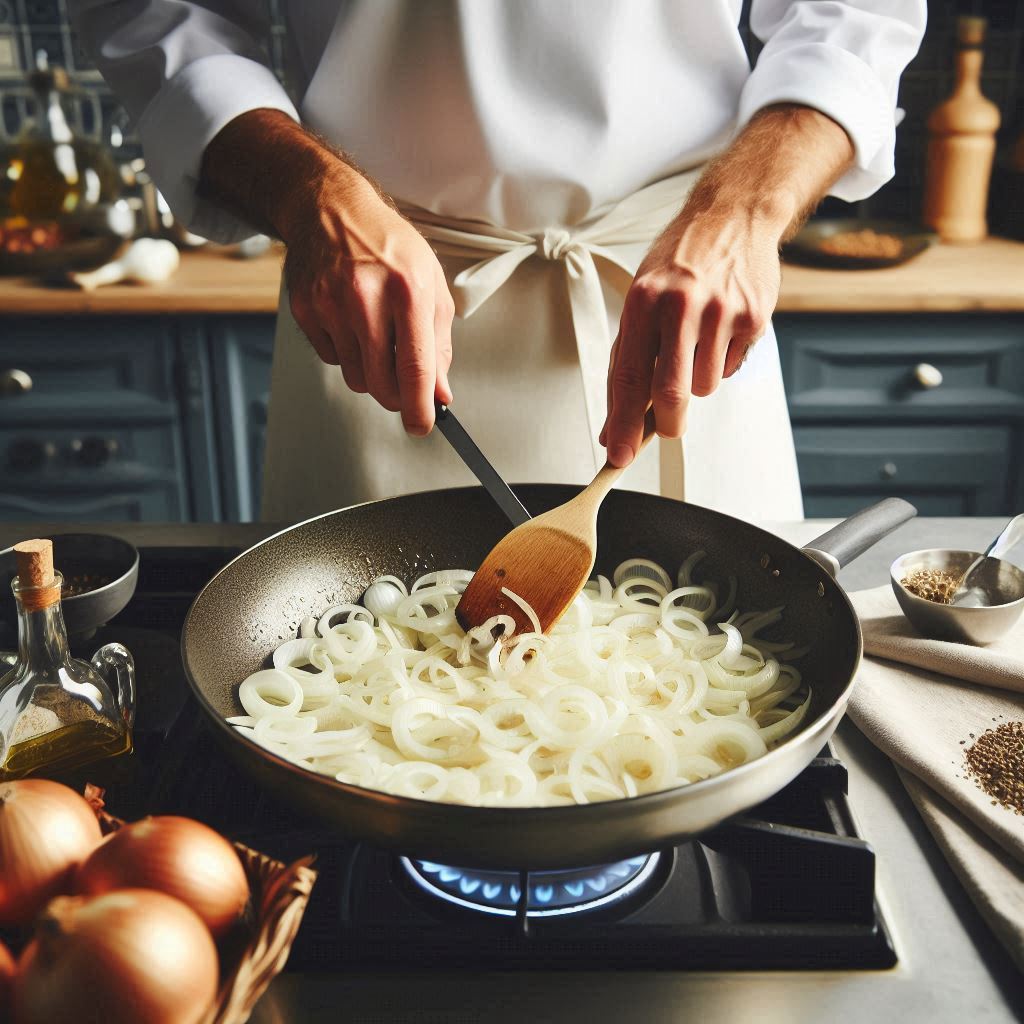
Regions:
[[782, 219, 938, 270], [0, 233, 125, 276], [0, 533, 139, 645]]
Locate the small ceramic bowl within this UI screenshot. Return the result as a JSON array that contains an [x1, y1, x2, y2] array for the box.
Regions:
[[890, 548, 1024, 645]]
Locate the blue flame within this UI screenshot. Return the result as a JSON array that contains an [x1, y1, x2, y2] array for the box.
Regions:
[[402, 853, 660, 918]]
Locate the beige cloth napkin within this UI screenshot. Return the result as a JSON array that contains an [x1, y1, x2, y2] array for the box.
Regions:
[[847, 585, 1024, 970]]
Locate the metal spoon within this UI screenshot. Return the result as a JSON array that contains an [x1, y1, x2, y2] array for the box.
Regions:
[[951, 513, 1024, 607]]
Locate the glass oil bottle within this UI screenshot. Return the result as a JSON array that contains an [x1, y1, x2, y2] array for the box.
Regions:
[[0, 539, 134, 779]]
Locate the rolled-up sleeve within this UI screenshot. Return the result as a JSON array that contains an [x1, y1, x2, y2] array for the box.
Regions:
[[739, 1, 926, 201], [69, 1, 299, 242]]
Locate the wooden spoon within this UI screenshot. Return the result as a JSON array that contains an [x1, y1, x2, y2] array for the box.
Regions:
[[456, 411, 658, 635]]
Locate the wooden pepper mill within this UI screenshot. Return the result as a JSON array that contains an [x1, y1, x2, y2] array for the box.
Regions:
[[922, 16, 1001, 243]]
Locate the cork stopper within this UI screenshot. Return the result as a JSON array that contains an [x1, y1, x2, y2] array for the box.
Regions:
[[13, 539, 60, 611], [956, 16, 987, 47]]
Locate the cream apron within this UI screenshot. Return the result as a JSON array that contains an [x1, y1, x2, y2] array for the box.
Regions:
[[261, 169, 803, 525]]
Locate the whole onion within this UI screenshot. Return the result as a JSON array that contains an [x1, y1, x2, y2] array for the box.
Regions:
[[0, 938, 14, 1017], [12, 890, 218, 1024], [76, 815, 249, 938], [0, 780, 102, 928]]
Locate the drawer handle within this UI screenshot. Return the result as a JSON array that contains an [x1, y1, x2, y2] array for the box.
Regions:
[[879, 461, 898, 480], [912, 363, 943, 389], [0, 369, 33, 396], [70, 437, 120, 467]]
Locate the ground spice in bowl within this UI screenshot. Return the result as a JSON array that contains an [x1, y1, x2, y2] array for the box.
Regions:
[[964, 721, 1024, 815], [900, 568, 961, 604], [817, 228, 904, 260]]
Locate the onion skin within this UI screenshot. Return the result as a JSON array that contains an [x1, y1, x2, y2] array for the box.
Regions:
[[0, 780, 102, 928], [76, 815, 249, 939], [12, 890, 217, 1024], [0, 939, 14, 1022]]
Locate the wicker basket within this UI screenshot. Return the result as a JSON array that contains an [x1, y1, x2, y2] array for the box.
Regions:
[[84, 786, 317, 1024]]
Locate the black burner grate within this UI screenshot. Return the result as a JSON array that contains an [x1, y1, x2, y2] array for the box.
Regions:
[[67, 544, 896, 973]]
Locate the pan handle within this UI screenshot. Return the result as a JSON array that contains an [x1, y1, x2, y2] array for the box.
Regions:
[[802, 497, 916, 578]]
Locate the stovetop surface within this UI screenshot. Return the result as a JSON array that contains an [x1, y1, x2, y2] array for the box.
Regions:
[[55, 546, 896, 972]]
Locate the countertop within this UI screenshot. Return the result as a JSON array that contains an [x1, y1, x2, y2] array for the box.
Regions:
[[1, 514, 1021, 1023], [1, 236, 1023, 316]]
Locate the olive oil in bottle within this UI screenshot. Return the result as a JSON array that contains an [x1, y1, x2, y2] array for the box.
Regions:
[[0, 540, 134, 780], [1, 52, 120, 220]]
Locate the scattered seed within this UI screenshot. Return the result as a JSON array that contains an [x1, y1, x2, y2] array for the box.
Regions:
[[963, 721, 1024, 815]]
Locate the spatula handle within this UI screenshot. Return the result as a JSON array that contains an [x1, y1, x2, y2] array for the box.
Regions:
[[583, 410, 659, 506]]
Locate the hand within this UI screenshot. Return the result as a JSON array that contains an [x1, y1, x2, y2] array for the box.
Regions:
[[600, 207, 781, 467], [281, 166, 454, 436]]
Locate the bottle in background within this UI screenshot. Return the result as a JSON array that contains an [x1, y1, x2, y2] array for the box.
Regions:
[[922, 16, 1001, 243]]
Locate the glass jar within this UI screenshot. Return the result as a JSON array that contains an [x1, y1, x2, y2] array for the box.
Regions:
[[0, 52, 121, 221], [0, 570, 135, 780]]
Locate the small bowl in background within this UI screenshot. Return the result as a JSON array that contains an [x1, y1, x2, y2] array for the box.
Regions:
[[890, 548, 1024, 645], [0, 533, 139, 645]]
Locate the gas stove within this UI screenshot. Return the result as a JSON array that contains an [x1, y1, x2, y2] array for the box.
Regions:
[[58, 544, 897, 974]]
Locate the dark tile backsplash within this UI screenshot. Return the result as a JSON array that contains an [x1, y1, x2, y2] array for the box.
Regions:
[[1, 0, 1021, 226]]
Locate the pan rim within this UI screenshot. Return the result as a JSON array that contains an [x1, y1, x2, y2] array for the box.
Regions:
[[181, 485, 863, 820]]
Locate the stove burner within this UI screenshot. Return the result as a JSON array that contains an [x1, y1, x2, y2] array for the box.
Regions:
[[401, 854, 661, 918]]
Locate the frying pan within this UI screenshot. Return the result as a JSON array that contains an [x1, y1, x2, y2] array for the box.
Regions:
[[182, 487, 914, 870]]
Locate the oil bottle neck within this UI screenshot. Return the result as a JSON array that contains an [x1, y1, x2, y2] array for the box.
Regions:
[[12, 580, 69, 672]]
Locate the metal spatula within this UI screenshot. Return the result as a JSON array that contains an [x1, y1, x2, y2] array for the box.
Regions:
[[456, 411, 657, 635]]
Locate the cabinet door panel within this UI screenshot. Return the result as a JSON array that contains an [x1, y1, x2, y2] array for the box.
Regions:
[[794, 423, 1011, 517], [209, 318, 275, 522], [0, 489, 183, 522], [0, 320, 178, 426], [777, 314, 1024, 420]]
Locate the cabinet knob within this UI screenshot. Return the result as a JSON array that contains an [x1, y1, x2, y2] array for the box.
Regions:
[[70, 436, 119, 467], [0, 369, 33, 396], [912, 363, 943, 389], [879, 461, 899, 480], [7, 438, 55, 473]]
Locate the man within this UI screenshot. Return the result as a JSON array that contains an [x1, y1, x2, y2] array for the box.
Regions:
[[71, 1, 925, 523]]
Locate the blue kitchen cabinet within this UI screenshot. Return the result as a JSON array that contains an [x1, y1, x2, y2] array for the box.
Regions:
[[775, 314, 1024, 518], [0, 320, 190, 521], [1, 311, 1021, 522], [0, 315, 274, 523]]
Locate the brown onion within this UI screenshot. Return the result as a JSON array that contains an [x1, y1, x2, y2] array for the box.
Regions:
[[0, 780, 102, 928], [12, 890, 217, 1024], [0, 938, 14, 1020], [76, 815, 249, 938]]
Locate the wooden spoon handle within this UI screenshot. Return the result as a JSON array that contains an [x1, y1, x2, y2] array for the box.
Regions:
[[579, 410, 659, 508]]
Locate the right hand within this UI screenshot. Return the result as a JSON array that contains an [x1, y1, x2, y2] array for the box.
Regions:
[[281, 166, 455, 436]]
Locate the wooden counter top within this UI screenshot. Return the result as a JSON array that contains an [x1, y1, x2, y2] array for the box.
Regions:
[[778, 236, 1024, 313], [0, 236, 1022, 316], [0, 247, 285, 315]]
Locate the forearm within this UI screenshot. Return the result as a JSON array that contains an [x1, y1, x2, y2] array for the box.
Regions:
[[197, 108, 382, 241], [682, 103, 855, 244]]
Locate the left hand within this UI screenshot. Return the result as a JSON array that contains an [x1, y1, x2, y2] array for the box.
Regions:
[[600, 207, 782, 467]]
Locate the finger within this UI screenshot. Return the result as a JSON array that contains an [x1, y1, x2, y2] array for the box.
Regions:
[[290, 290, 338, 366], [605, 290, 660, 467], [393, 283, 437, 436], [324, 318, 368, 393], [434, 276, 455, 407], [649, 291, 699, 438], [723, 309, 767, 378], [690, 298, 731, 398], [349, 280, 401, 413], [599, 334, 621, 448]]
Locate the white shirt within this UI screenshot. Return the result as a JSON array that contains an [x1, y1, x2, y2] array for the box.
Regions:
[[70, 0, 925, 242]]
